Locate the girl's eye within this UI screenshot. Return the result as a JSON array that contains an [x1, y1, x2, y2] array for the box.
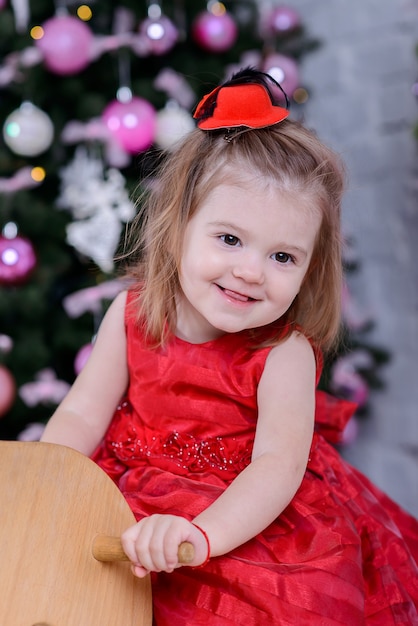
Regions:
[[221, 234, 240, 246], [272, 252, 293, 264]]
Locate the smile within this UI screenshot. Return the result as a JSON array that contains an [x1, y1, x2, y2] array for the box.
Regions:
[[217, 285, 258, 303]]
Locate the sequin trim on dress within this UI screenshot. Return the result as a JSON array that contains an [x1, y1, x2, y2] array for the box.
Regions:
[[109, 403, 252, 474]]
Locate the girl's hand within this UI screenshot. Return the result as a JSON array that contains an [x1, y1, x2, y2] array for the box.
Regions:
[[121, 514, 209, 578]]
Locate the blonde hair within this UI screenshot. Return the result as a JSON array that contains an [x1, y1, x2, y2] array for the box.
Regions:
[[122, 119, 345, 352]]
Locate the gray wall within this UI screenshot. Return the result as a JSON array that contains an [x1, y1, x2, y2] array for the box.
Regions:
[[281, 0, 418, 515]]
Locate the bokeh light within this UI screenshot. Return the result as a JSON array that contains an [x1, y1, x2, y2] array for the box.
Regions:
[[31, 167, 46, 183], [77, 5, 93, 21], [30, 26, 44, 40]]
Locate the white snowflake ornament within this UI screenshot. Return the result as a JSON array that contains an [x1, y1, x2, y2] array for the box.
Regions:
[[66, 208, 123, 273], [57, 147, 135, 272]]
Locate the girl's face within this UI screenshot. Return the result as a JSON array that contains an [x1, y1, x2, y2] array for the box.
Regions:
[[176, 182, 321, 344]]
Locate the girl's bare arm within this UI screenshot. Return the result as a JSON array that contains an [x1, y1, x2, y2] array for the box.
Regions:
[[41, 290, 129, 456]]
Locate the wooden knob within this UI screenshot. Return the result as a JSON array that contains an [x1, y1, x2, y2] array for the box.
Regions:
[[92, 535, 195, 564]]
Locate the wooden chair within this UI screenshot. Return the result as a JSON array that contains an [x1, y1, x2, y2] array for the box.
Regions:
[[0, 440, 153, 626]]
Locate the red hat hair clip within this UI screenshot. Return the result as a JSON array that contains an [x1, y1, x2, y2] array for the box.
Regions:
[[193, 67, 290, 141]]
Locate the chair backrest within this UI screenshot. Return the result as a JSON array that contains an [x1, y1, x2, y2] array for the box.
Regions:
[[0, 440, 152, 626]]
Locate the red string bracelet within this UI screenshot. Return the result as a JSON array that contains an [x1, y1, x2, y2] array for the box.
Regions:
[[191, 523, 211, 568]]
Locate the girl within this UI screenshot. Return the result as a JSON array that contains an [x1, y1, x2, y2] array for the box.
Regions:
[[41, 68, 418, 624]]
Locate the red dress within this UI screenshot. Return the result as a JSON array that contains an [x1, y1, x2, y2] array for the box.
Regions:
[[93, 297, 418, 625]]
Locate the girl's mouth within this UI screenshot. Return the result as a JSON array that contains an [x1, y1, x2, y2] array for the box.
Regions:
[[218, 285, 256, 302]]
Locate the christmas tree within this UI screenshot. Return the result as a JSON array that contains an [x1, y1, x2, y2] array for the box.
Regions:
[[0, 0, 385, 441]]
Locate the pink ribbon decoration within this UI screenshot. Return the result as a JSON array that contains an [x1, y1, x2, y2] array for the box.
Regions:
[[154, 68, 196, 109], [17, 422, 46, 442], [19, 369, 71, 407], [61, 118, 131, 168], [0, 29, 170, 88], [62, 279, 127, 318], [0, 47, 43, 87], [330, 350, 373, 407], [0, 166, 43, 193]]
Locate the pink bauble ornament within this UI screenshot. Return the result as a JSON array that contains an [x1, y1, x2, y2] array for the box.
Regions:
[[192, 10, 238, 53], [265, 6, 301, 37], [0, 233, 37, 286], [0, 0, 7, 9], [139, 14, 178, 55], [262, 53, 300, 98], [102, 97, 157, 154], [36, 15, 93, 75], [74, 343, 93, 375], [0, 365, 16, 417]]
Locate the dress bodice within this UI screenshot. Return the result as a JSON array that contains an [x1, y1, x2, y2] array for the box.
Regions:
[[107, 306, 285, 481]]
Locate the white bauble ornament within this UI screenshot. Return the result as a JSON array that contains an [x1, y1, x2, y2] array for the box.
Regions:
[[3, 101, 54, 156], [155, 103, 195, 150]]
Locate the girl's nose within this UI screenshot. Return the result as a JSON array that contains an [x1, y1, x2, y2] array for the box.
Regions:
[[232, 253, 265, 284]]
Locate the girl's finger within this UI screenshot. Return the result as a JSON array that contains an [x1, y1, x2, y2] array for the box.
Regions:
[[131, 563, 150, 579]]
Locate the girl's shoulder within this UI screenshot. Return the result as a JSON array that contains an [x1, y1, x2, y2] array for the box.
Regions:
[[259, 322, 323, 387]]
